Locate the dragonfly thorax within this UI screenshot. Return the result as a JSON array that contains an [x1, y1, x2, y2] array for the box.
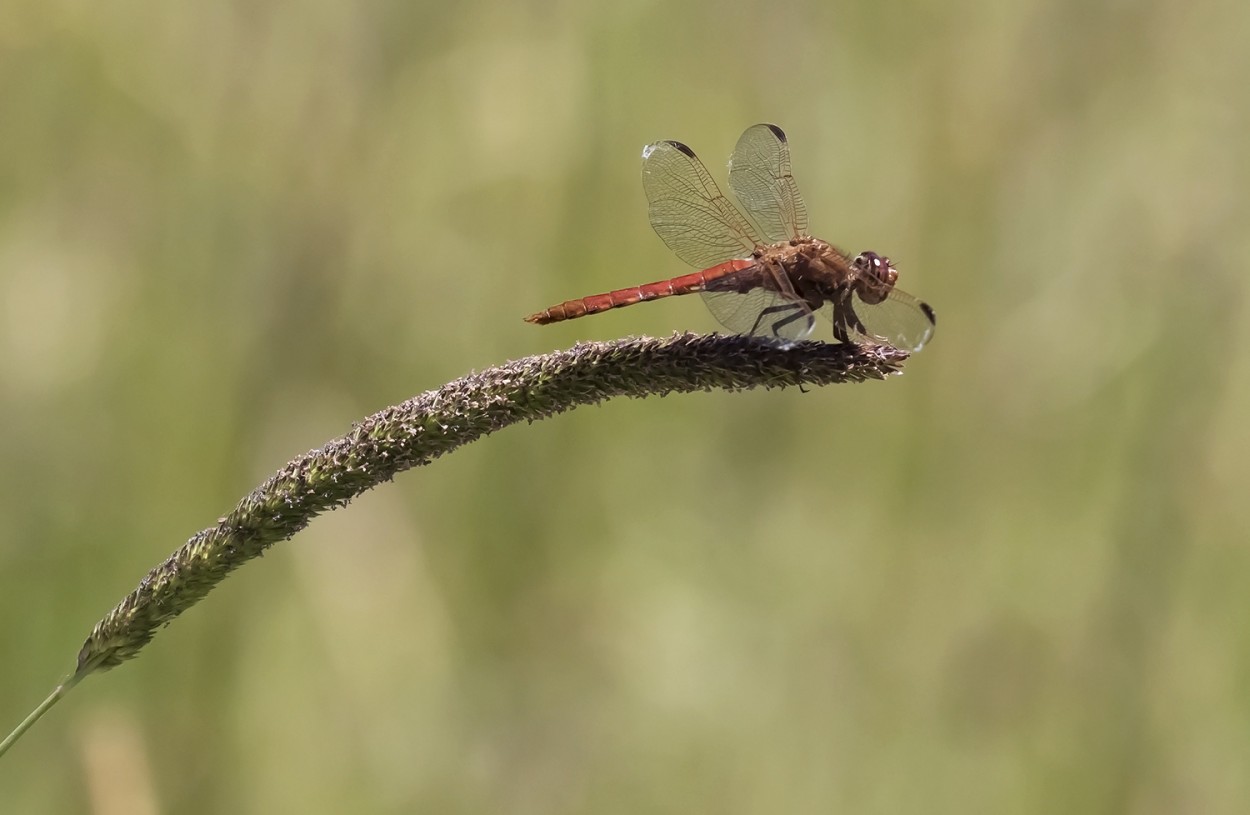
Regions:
[[769, 238, 859, 295]]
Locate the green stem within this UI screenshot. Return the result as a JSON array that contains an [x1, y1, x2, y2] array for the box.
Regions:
[[0, 672, 84, 759]]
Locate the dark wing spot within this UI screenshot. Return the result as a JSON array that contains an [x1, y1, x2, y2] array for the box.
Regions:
[[668, 140, 696, 158], [920, 301, 937, 325], [764, 123, 787, 142]]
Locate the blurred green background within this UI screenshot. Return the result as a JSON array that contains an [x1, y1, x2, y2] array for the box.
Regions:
[[2, 0, 1247, 811]]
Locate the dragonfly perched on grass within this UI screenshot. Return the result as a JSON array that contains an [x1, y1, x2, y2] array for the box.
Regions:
[[526, 123, 935, 351]]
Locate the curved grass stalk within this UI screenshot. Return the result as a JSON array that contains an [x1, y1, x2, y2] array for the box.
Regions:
[[0, 333, 909, 758]]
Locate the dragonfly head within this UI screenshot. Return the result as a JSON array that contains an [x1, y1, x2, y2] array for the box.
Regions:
[[852, 252, 898, 305]]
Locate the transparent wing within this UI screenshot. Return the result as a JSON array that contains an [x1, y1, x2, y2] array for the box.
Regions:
[[642, 139, 763, 270], [700, 288, 816, 342], [819, 288, 936, 352], [728, 123, 809, 243]]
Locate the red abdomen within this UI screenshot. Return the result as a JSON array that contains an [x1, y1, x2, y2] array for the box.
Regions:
[[525, 259, 754, 324]]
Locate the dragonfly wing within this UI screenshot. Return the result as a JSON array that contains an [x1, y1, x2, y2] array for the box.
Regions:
[[817, 288, 936, 352], [728, 123, 809, 243], [642, 139, 762, 270]]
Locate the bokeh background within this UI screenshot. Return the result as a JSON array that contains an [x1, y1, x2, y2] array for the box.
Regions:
[[2, 0, 1248, 812]]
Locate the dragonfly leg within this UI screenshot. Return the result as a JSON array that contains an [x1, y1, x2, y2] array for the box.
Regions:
[[832, 296, 878, 345], [846, 303, 872, 339], [831, 299, 854, 344], [750, 302, 814, 339]]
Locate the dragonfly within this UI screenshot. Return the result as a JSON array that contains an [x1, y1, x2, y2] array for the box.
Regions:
[[525, 123, 935, 351]]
